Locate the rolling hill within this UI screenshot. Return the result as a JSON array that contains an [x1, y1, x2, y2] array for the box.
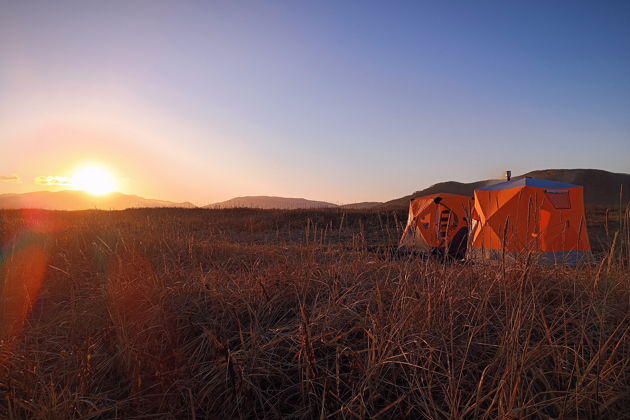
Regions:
[[205, 196, 337, 210], [2, 169, 626, 211], [0, 190, 196, 211], [340, 202, 382, 210], [522, 169, 629, 207], [381, 169, 630, 209]]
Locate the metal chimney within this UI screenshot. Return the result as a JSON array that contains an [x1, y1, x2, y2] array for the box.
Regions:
[[505, 170, 511, 181]]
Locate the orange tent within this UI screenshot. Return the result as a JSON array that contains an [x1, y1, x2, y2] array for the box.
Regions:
[[469, 178, 591, 265], [399, 193, 473, 257]]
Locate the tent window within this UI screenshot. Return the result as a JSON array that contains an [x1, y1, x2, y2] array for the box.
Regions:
[[545, 190, 571, 209], [419, 214, 430, 229]]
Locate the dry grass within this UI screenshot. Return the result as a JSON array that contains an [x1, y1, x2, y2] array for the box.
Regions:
[[1, 207, 628, 419]]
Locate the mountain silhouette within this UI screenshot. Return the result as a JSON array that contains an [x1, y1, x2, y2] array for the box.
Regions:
[[205, 196, 336, 210], [381, 169, 629, 209], [0, 190, 196, 210]]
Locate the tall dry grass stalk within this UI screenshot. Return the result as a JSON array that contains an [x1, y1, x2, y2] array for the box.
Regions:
[[0, 208, 628, 418]]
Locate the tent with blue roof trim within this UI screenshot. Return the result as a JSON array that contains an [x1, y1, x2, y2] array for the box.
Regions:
[[469, 177, 592, 265]]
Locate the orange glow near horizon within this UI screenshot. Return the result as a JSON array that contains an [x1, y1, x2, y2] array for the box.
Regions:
[[71, 165, 117, 195]]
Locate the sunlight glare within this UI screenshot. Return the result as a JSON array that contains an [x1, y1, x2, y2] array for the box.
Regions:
[[71, 166, 116, 195]]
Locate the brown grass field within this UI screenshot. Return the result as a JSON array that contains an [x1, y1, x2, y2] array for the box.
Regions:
[[1, 206, 629, 419]]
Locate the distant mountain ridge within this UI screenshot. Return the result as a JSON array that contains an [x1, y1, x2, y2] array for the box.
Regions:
[[2, 169, 626, 211], [205, 196, 337, 210], [381, 169, 629, 209], [521, 169, 629, 206], [0, 190, 196, 210], [340, 202, 382, 210]]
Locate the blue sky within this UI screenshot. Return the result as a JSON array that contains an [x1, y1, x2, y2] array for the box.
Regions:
[[1, 1, 628, 204]]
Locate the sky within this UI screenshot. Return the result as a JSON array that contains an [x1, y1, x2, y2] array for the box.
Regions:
[[1, 0, 629, 205]]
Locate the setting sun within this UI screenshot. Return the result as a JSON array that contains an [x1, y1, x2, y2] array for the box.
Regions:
[[71, 166, 116, 195]]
